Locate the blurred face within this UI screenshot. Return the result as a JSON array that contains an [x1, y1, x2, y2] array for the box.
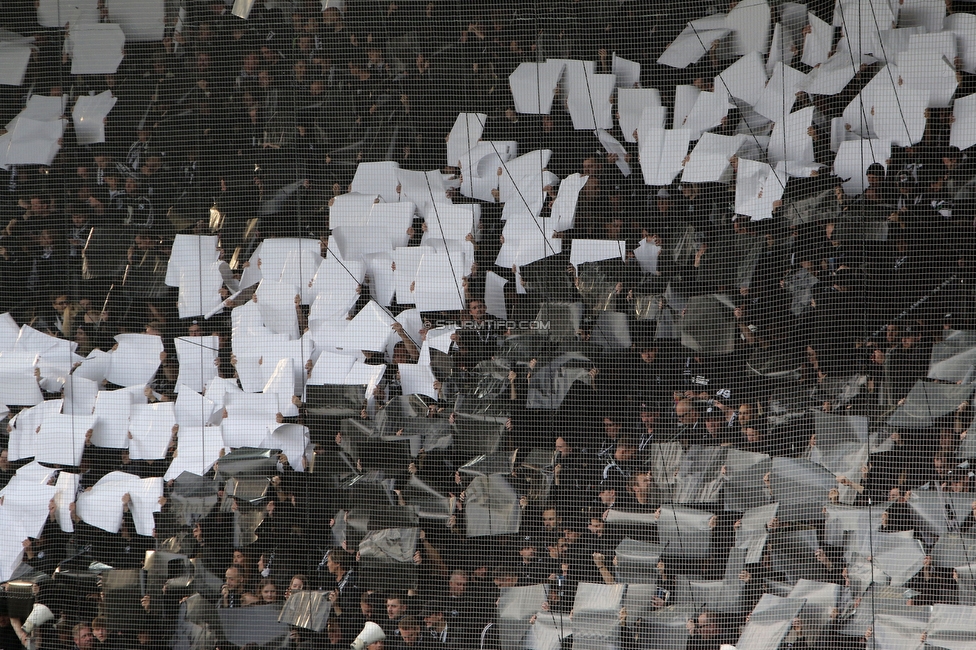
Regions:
[[75, 627, 93, 650], [542, 509, 557, 531], [261, 583, 277, 603], [91, 627, 107, 642], [387, 599, 406, 620], [634, 472, 652, 493], [469, 300, 486, 320], [288, 576, 304, 594], [697, 614, 718, 638], [448, 572, 467, 597], [588, 518, 604, 535], [676, 402, 698, 425], [555, 437, 571, 456], [225, 568, 241, 591], [399, 626, 420, 646]]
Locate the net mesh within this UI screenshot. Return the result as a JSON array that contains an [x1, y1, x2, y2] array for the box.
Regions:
[[0, 1, 975, 649]]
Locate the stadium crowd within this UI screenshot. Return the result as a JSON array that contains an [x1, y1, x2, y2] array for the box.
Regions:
[[4, 0, 976, 649]]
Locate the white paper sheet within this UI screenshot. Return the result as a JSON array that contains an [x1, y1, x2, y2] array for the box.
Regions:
[[495, 218, 561, 268], [53, 471, 79, 533], [76, 474, 126, 534], [5, 116, 63, 166], [639, 123, 692, 187], [0, 351, 42, 406], [612, 54, 641, 88], [37, 0, 99, 27], [105, 0, 165, 41], [834, 139, 891, 195], [107, 333, 163, 387], [682, 132, 746, 183], [673, 85, 700, 130], [0, 43, 31, 86], [0, 478, 56, 541], [565, 64, 615, 130], [128, 401, 176, 460], [351, 161, 401, 203], [767, 105, 815, 163], [634, 239, 662, 274], [726, 0, 772, 56], [946, 12, 976, 74], [393, 246, 428, 305], [658, 27, 731, 68], [363, 252, 396, 307], [221, 391, 279, 448], [681, 91, 732, 140], [91, 389, 134, 448], [175, 335, 219, 393], [873, 85, 928, 146], [398, 363, 439, 400], [447, 113, 487, 168], [735, 158, 788, 220], [69, 24, 125, 75], [484, 271, 508, 320], [174, 387, 220, 428], [951, 93, 976, 150], [62, 375, 98, 417], [754, 62, 807, 123], [71, 90, 116, 144], [618, 88, 662, 143], [178, 261, 224, 319], [570, 240, 626, 269], [596, 130, 632, 176], [550, 173, 589, 232], [414, 249, 467, 312], [262, 424, 310, 472], [166, 234, 220, 287], [163, 425, 224, 480], [36, 414, 92, 466], [343, 301, 396, 353], [509, 61, 564, 114], [802, 12, 833, 67], [715, 51, 768, 106]]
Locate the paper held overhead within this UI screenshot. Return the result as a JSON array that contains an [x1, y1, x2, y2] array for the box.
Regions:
[[833, 139, 891, 195], [767, 105, 814, 164], [68, 23, 125, 75], [446, 113, 487, 169], [658, 26, 731, 69], [638, 123, 691, 187], [72, 90, 117, 145], [37, 0, 99, 27], [801, 12, 832, 67], [951, 93, 976, 150], [509, 61, 564, 114], [682, 132, 746, 184], [5, 116, 63, 166], [0, 43, 31, 86], [725, 0, 772, 56], [715, 51, 768, 106], [618, 88, 661, 143], [612, 54, 640, 88], [104, 0, 165, 41]]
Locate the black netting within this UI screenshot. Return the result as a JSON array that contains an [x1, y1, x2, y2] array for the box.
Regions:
[[2, 1, 976, 650]]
